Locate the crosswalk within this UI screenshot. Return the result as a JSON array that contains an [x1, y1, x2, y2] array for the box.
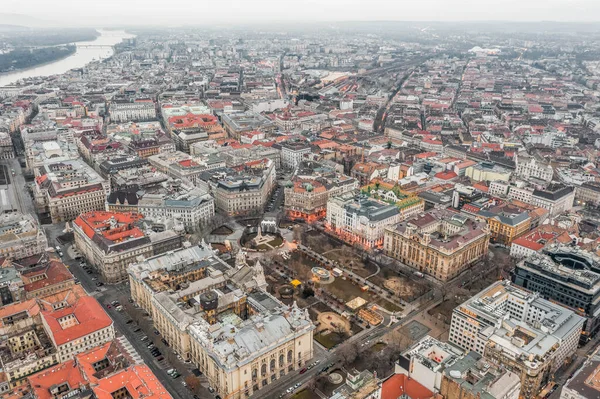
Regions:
[[116, 335, 144, 364]]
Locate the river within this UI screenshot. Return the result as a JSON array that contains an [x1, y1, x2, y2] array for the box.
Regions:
[[0, 30, 135, 87]]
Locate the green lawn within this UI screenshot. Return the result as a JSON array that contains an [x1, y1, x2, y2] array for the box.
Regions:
[[324, 277, 402, 312], [314, 331, 345, 349], [291, 389, 321, 399]]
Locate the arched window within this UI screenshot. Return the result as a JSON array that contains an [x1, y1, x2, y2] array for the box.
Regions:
[[261, 364, 267, 376], [270, 359, 276, 371], [287, 350, 293, 363], [279, 354, 284, 367]]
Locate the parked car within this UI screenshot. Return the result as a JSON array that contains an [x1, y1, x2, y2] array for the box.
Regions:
[[156, 355, 164, 361], [299, 368, 307, 374], [133, 328, 141, 332]]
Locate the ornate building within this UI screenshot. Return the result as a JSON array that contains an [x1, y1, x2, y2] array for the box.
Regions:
[[128, 244, 314, 399], [383, 209, 490, 281]]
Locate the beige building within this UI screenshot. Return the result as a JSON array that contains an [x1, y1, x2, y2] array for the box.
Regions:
[[450, 281, 584, 398], [198, 158, 276, 216], [285, 166, 357, 222], [128, 244, 315, 399], [383, 209, 490, 281], [33, 159, 110, 223], [0, 212, 48, 260], [73, 211, 154, 284]]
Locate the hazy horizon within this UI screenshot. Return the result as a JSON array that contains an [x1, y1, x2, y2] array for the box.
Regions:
[[3, 0, 600, 27]]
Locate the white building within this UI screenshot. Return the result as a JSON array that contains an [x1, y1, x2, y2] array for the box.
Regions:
[[278, 141, 312, 169], [450, 280, 584, 398], [326, 193, 401, 249], [515, 155, 553, 182], [109, 102, 157, 123], [0, 213, 48, 260]]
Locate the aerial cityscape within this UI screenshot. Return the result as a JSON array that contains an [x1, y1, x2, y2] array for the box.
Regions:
[[0, 2, 600, 399]]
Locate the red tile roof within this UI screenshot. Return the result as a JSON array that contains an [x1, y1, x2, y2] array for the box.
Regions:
[[21, 261, 74, 293], [93, 365, 172, 399], [42, 296, 112, 346], [381, 374, 434, 399], [28, 360, 86, 399]]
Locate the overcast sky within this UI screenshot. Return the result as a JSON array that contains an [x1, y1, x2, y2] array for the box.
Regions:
[[4, 0, 600, 26]]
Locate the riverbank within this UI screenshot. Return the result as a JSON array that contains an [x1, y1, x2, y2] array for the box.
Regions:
[[0, 46, 76, 74], [0, 30, 135, 86]]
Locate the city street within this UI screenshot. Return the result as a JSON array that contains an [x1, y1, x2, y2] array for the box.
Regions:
[[42, 223, 213, 399]]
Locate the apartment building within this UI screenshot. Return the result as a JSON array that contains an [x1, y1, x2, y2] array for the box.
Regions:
[[0, 213, 48, 260], [148, 151, 226, 186], [0, 287, 114, 390], [73, 211, 154, 284], [513, 247, 600, 340], [25, 139, 80, 172], [21, 261, 75, 299], [33, 160, 110, 223], [221, 111, 276, 139], [108, 183, 215, 233], [285, 165, 358, 222], [128, 244, 314, 399], [109, 101, 157, 123], [449, 281, 584, 398], [28, 342, 172, 399], [41, 296, 115, 363], [440, 351, 521, 399], [515, 154, 553, 182], [477, 205, 531, 246], [275, 140, 312, 169], [383, 209, 490, 281], [326, 193, 401, 249], [560, 346, 600, 399], [531, 183, 575, 216], [198, 158, 276, 216], [0, 132, 14, 159], [465, 162, 512, 183], [575, 181, 600, 206]]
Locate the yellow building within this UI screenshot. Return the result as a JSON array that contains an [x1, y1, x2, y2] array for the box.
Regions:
[[383, 209, 490, 281], [477, 208, 531, 246]]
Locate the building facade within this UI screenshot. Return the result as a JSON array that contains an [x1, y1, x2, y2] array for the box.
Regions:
[[449, 281, 584, 398], [128, 244, 314, 399], [73, 211, 154, 284], [326, 193, 401, 249], [383, 209, 490, 281]]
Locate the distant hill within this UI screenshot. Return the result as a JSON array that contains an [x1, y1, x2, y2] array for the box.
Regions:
[[0, 24, 28, 32], [0, 13, 54, 28]]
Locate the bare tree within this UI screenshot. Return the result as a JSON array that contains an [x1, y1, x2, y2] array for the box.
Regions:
[[184, 375, 201, 394], [332, 323, 349, 339], [337, 341, 359, 366]]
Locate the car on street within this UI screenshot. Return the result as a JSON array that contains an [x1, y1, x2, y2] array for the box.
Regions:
[[141, 336, 148, 341], [133, 327, 141, 332], [171, 372, 180, 379], [208, 387, 215, 393], [299, 368, 307, 374], [105, 304, 111, 309], [126, 320, 133, 324], [156, 355, 164, 361], [181, 381, 187, 387]]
